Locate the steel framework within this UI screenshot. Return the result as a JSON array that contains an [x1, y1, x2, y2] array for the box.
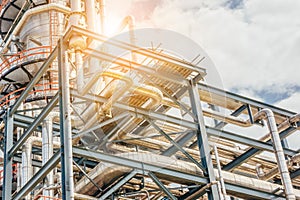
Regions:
[[0, 25, 300, 200]]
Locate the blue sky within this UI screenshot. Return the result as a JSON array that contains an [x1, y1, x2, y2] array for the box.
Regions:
[[106, 0, 300, 113], [105, 0, 300, 149]]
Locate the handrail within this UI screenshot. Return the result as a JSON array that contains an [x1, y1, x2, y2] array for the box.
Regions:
[[0, 46, 51, 75], [0, 0, 10, 12], [0, 82, 58, 107]]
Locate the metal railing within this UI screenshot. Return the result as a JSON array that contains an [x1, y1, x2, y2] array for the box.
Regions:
[[0, 46, 51, 76], [0, 82, 58, 107]]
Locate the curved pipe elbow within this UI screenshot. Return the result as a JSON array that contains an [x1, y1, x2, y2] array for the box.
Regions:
[[130, 85, 163, 109]]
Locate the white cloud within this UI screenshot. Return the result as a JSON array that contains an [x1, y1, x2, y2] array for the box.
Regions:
[[131, 0, 300, 93], [277, 92, 300, 113], [106, 0, 300, 107]]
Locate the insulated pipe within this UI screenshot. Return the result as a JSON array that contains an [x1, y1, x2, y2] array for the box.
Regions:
[[0, 3, 71, 54], [42, 112, 59, 197], [254, 109, 295, 200], [99, 0, 105, 34], [105, 85, 163, 147], [117, 15, 137, 62], [69, 0, 82, 27], [42, 118, 53, 197], [81, 71, 133, 130], [258, 153, 300, 181], [21, 138, 35, 200], [185, 181, 218, 200], [85, 0, 96, 31], [74, 151, 300, 199], [22, 136, 61, 186], [129, 85, 163, 109], [258, 113, 300, 143], [75, 50, 84, 94]]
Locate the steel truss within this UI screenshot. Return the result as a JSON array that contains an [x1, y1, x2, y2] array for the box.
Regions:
[[2, 26, 300, 200]]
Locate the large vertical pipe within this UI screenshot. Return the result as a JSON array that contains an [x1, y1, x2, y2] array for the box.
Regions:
[[117, 15, 137, 62], [99, 0, 105, 34], [42, 116, 54, 197], [21, 139, 33, 200], [254, 109, 295, 200], [85, 0, 96, 31], [75, 50, 84, 94], [69, 0, 81, 27]]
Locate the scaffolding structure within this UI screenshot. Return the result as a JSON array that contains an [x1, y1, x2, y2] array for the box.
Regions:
[[0, 1, 300, 200]]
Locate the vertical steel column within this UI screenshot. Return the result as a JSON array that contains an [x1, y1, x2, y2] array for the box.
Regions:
[[188, 80, 220, 200], [2, 109, 14, 199], [58, 39, 75, 200]]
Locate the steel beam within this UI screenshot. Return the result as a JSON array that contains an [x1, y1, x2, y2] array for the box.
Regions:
[[2, 109, 14, 200], [71, 90, 198, 130], [10, 46, 58, 116], [99, 115, 132, 148], [13, 156, 42, 168], [198, 83, 296, 117], [225, 183, 281, 200], [222, 126, 298, 171], [8, 92, 59, 157], [214, 105, 247, 129], [99, 170, 137, 200], [189, 80, 219, 200], [58, 39, 75, 200], [12, 151, 60, 200], [73, 112, 129, 139], [291, 168, 300, 180], [148, 172, 177, 200], [162, 131, 195, 156], [206, 126, 297, 156], [73, 147, 208, 184], [73, 147, 283, 199], [148, 119, 204, 171], [64, 26, 206, 76], [84, 48, 189, 86], [13, 113, 74, 135]]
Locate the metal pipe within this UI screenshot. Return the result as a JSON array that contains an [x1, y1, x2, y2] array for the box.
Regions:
[[117, 15, 137, 62], [69, 0, 82, 27], [42, 112, 59, 197], [185, 181, 218, 200], [85, 0, 96, 32], [258, 113, 300, 143], [214, 145, 227, 200], [81, 71, 133, 130], [254, 109, 295, 200], [21, 138, 34, 200], [99, 0, 106, 34], [75, 50, 84, 95], [129, 85, 163, 109], [74, 193, 98, 200], [74, 151, 300, 199], [21, 135, 61, 197], [258, 153, 300, 181], [0, 3, 71, 54]]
